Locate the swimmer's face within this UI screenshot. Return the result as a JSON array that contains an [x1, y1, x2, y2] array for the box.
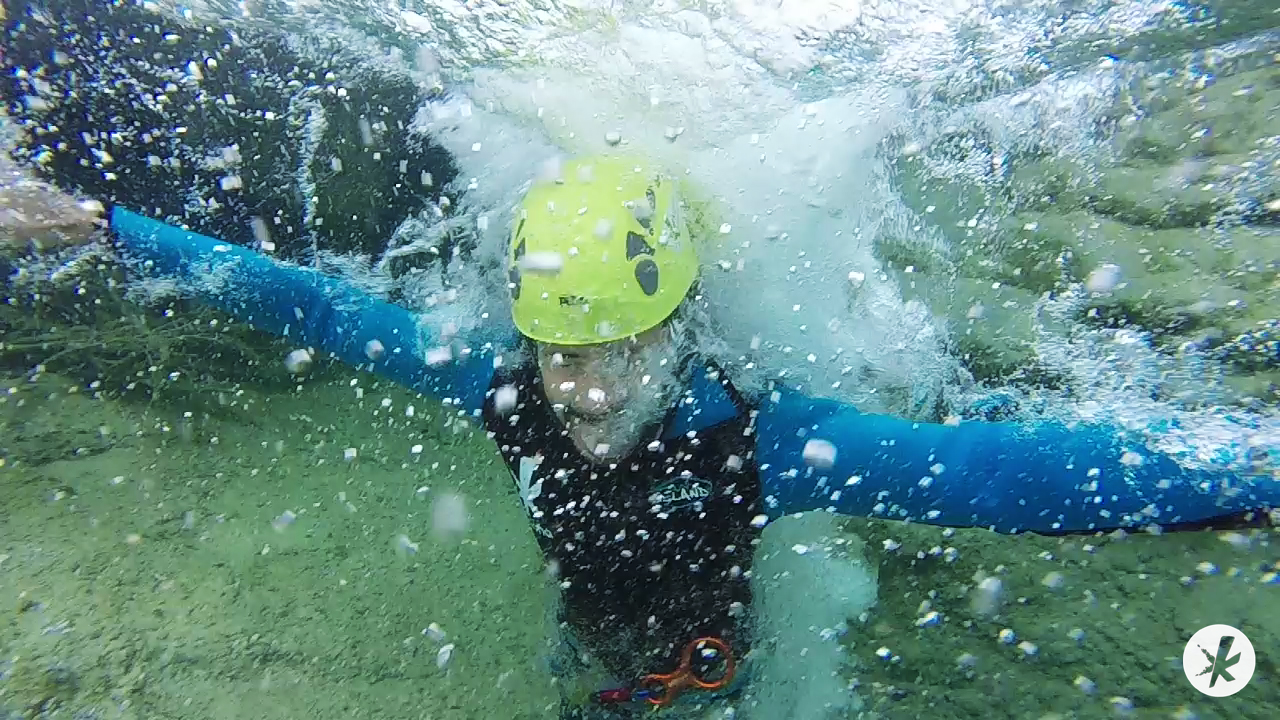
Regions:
[[536, 324, 682, 462]]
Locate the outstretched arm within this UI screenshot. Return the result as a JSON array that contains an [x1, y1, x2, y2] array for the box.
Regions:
[[110, 207, 507, 413], [755, 388, 1272, 533]]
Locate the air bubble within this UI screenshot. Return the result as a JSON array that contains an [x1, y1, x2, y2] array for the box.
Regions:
[[802, 439, 837, 469], [284, 349, 312, 374], [972, 577, 1003, 616], [519, 252, 565, 275], [250, 216, 272, 249], [436, 643, 455, 669], [425, 347, 453, 366], [1085, 263, 1122, 293], [431, 493, 469, 539], [494, 385, 519, 414]]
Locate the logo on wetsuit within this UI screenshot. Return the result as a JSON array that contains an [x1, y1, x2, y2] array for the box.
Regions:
[[649, 476, 713, 510], [512, 455, 715, 539], [514, 455, 552, 539]]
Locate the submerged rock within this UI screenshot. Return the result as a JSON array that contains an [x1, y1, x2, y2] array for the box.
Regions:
[[885, 41, 1280, 403]]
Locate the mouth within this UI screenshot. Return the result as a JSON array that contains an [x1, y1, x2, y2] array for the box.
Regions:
[[563, 407, 613, 425]]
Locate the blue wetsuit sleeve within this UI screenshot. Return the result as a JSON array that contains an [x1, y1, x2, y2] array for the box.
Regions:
[[755, 389, 1272, 533], [110, 207, 506, 413]]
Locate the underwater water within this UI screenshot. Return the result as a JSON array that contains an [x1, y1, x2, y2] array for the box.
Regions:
[[1, 0, 1279, 718]]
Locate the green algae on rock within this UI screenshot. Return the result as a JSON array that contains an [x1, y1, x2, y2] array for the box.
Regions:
[[884, 45, 1280, 403]]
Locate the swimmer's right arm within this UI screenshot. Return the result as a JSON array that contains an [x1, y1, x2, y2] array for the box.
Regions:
[[752, 387, 1268, 533], [109, 207, 503, 410]]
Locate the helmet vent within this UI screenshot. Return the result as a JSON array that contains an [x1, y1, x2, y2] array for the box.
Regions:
[[508, 237, 527, 299], [626, 231, 654, 261], [635, 259, 659, 296]]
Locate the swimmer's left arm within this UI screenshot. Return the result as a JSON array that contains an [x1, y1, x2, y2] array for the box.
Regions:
[[753, 389, 1265, 533]]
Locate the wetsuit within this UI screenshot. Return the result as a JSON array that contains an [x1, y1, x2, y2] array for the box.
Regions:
[[483, 360, 761, 687]]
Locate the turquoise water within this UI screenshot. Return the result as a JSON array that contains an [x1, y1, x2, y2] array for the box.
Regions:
[[2, 0, 1279, 718]]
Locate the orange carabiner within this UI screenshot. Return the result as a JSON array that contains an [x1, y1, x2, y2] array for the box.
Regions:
[[638, 637, 735, 707]]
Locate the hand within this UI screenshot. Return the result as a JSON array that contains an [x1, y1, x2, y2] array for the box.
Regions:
[[0, 179, 106, 252]]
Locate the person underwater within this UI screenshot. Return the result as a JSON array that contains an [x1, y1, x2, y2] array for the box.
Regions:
[[4, 1, 1272, 715], [95, 155, 1279, 717]]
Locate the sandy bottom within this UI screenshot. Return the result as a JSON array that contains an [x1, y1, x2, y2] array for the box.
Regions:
[[1, 367, 1276, 719], [842, 518, 1279, 719], [1, 369, 557, 719]]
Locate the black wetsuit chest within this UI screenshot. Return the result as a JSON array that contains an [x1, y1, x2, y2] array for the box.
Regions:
[[482, 362, 763, 681]]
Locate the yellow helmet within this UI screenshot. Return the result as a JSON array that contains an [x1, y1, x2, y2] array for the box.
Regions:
[[508, 155, 698, 345]]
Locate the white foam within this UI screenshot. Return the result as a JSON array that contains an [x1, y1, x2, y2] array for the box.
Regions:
[[1029, 288, 1280, 476], [438, 20, 966, 416], [746, 512, 876, 719]]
